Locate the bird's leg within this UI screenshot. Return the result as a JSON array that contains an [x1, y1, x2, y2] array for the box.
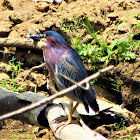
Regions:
[[53, 101, 79, 123], [71, 102, 79, 115], [67, 100, 73, 123], [54, 100, 80, 132], [65, 101, 80, 124], [66, 101, 80, 124]]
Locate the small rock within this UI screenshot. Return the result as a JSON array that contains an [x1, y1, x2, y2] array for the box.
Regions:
[[0, 62, 11, 73], [0, 73, 10, 81], [1, 0, 13, 10], [9, 11, 32, 24], [108, 13, 118, 20], [36, 2, 50, 12], [0, 21, 13, 37], [95, 126, 110, 137], [117, 22, 130, 33]]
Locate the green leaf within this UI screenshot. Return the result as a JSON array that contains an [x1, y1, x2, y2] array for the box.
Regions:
[[124, 52, 136, 60], [109, 39, 118, 50], [99, 56, 108, 62], [118, 40, 130, 52]]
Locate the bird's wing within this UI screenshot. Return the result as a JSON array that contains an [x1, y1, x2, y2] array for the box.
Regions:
[[55, 49, 88, 100], [55, 49, 99, 113]]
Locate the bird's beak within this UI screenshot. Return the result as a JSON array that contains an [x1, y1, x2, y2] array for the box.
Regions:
[[26, 34, 46, 49], [26, 34, 46, 40]]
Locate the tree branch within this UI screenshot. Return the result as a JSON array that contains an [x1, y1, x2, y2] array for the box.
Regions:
[[0, 38, 42, 50]]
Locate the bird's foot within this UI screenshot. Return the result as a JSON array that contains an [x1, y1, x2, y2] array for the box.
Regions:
[[52, 116, 80, 132]]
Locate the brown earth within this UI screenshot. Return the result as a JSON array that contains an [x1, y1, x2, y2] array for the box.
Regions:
[[0, 0, 140, 139]]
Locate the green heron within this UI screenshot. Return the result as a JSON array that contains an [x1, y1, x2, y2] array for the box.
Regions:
[[27, 30, 99, 130]]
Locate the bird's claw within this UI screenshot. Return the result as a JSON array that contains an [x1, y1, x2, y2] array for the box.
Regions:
[[52, 116, 68, 124], [52, 116, 80, 132]]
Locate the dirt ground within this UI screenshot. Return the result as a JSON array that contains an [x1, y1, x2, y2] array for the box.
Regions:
[[0, 0, 140, 139]]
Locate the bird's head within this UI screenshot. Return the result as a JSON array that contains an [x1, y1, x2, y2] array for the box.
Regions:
[[27, 31, 68, 49]]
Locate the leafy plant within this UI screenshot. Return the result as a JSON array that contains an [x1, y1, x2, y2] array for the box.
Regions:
[[61, 15, 138, 70], [81, 16, 101, 45], [60, 16, 83, 32], [0, 56, 25, 93], [114, 120, 127, 131], [109, 77, 124, 93], [8, 56, 23, 80], [75, 17, 136, 64], [8, 56, 24, 92]]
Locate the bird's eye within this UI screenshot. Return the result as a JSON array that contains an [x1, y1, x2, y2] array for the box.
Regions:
[[41, 34, 46, 38]]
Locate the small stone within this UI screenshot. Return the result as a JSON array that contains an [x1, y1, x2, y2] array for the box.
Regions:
[[9, 11, 32, 24], [117, 23, 130, 33], [0, 21, 13, 37], [36, 2, 50, 12], [108, 13, 118, 20], [0, 73, 10, 81]]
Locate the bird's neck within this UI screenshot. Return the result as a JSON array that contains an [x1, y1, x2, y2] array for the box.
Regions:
[[43, 42, 68, 74]]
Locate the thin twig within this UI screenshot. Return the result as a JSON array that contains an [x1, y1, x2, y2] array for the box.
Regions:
[[24, 63, 46, 80], [58, 73, 90, 90], [0, 65, 114, 121], [0, 38, 42, 50]]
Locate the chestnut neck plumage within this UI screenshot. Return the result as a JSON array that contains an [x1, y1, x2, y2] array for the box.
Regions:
[[43, 36, 69, 76]]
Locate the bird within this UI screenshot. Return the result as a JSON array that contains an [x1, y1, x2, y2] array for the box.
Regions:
[[27, 30, 99, 131]]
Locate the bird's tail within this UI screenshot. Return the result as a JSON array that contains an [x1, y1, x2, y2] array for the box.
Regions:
[[84, 88, 99, 113]]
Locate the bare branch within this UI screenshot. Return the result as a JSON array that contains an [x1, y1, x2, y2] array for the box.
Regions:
[[0, 38, 42, 50], [24, 63, 46, 80], [0, 65, 114, 121]]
